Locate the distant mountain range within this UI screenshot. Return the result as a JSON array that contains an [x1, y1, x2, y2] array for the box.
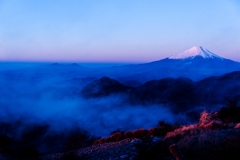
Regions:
[[82, 71, 240, 114], [1, 46, 240, 86]]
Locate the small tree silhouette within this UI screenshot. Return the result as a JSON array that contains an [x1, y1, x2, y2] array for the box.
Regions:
[[213, 97, 240, 123]]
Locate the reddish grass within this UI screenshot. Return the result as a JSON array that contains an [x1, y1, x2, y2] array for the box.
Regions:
[[93, 122, 175, 145]]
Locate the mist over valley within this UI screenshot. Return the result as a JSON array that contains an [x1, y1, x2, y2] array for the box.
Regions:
[[1, 46, 240, 158]]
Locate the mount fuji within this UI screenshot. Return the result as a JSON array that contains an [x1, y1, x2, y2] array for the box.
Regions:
[[168, 46, 223, 60], [102, 46, 240, 84]]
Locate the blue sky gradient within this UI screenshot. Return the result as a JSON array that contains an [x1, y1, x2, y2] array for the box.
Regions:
[[0, 0, 240, 62]]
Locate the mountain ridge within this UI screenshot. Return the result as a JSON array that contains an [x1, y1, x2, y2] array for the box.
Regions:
[[168, 46, 224, 60], [82, 71, 240, 113], [1, 46, 239, 83]]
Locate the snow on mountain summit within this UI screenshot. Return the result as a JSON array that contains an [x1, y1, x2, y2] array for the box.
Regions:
[[168, 46, 223, 60]]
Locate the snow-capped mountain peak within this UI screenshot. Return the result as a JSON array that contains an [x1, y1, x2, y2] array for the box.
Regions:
[[168, 46, 223, 60]]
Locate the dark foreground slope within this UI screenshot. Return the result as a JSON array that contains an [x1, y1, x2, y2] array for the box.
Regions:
[[39, 100, 240, 160]]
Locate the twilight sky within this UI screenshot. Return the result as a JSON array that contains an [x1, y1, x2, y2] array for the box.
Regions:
[[0, 0, 240, 62]]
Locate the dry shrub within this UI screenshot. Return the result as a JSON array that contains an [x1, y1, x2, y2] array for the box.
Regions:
[[93, 132, 124, 145], [124, 131, 133, 139], [165, 125, 197, 140], [235, 123, 240, 129], [198, 110, 213, 127], [197, 110, 237, 130], [92, 139, 100, 145], [148, 127, 173, 137], [147, 128, 158, 137], [163, 124, 200, 147], [93, 128, 152, 145], [204, 120, 235, 130], [201, 120, 222, 129], [106, 132, 124, 142], [93, 121, 175, 145], [93, 138, 106, 145], [132, 129, 148, 139]]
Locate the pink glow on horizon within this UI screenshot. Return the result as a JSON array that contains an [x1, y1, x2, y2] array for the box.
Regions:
[[0, 46, 239, 63]]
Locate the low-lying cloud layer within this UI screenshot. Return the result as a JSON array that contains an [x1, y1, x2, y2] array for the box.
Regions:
[[1, 86, 177, 137], [3, 63, 233, 139], [0, 64, 204, 156]]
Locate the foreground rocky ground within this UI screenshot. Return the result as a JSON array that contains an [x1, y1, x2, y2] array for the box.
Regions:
[[40, 101, 240, 160], [40, 128, 240, 160], [2, 127, 240, 160], [2, 100, 240, 160], [41, 138, 143, 160]]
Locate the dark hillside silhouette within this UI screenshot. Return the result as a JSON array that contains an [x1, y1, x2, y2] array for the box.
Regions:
[[81, 76, 135, 98], [82, 71, 240, 114]]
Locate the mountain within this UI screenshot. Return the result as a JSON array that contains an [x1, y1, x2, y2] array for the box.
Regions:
[[168, 46, 223, 60], [106, 46, 240, 83], [81, 76, 134, 98], [132, 77, 198, 109], [1, 46, 239, 84], [82, 72, 240, 113]]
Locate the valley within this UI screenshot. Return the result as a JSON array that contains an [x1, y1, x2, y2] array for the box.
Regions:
[[1, 46, 240, 159]]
